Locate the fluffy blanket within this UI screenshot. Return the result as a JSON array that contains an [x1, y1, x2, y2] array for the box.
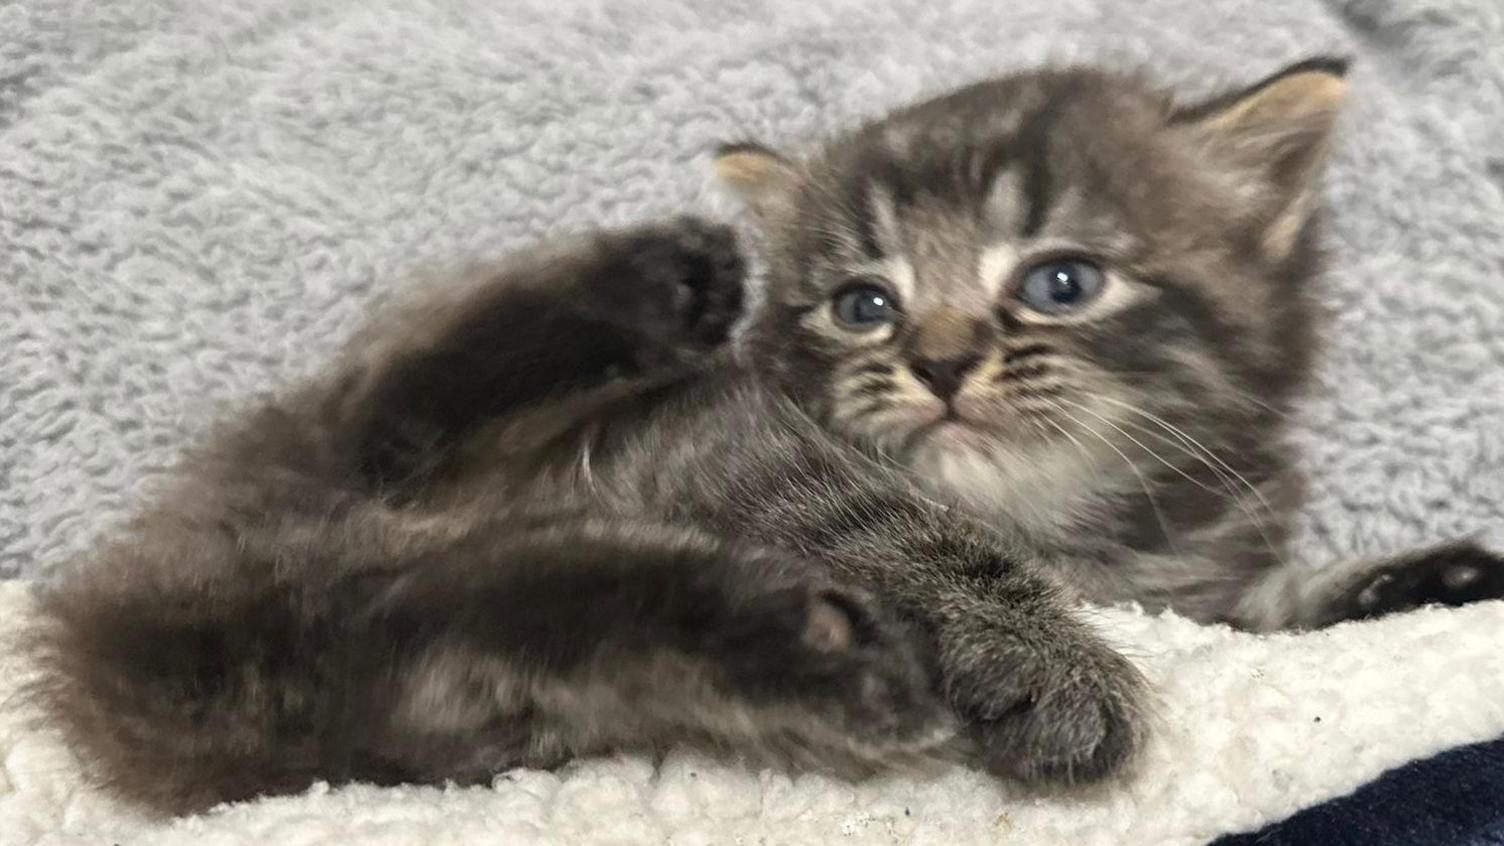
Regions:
[[0, 582, 1501, 845], [2, 0, 1503, 843], [1213, 736, 1504, 845]]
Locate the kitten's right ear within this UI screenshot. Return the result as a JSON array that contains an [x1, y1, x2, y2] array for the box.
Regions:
[[713, 142, 801, 223]]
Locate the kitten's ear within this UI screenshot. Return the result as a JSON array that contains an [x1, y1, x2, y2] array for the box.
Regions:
[[1173, 57, 1349, 257], [713, 142, 801, 223]]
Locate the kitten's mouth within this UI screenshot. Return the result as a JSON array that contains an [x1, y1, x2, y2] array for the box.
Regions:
[[902, 413, 992, 453]]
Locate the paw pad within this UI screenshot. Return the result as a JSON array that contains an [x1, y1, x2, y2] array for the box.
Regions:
[[1442, 565, 1482, 590], [1346, 542, 1504, 620]]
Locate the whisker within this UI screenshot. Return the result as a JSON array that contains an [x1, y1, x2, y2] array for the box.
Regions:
[[1086, 395, 1290, 568], [1105, 370, 1295, 421], [1008, 383, 1066, 399], [1124, 416, 1291, 569], [1091, 396, 1282, 515], [1036, 397, 1185, 559], [1034, 413, 1111, 493], [1055, 397, 1230, 500]]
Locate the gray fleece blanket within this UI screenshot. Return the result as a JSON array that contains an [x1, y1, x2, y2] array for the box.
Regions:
[[2, 0, 1503, 578]]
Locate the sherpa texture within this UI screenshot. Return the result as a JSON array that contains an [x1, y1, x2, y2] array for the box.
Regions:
[[0, 581, 1502, 845], [1213, 735, 1504, 846], [1, 0, 1503, 843]]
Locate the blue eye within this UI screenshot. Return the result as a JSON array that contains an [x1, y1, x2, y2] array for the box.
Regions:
[[1017, 259, 1107, 314], [832, 281, 900, 329]]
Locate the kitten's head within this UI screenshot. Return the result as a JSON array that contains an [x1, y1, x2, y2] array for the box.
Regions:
[[720, 59, 1347, 526]]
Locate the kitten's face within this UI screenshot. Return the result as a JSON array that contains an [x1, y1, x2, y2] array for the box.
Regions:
[[726, 63, 1345, 522]]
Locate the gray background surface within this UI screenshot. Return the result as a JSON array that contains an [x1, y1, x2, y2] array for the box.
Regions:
[[3, 0, 1502, 579]]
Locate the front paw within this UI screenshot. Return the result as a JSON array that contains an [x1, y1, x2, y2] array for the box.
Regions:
[[1342, 541, 1504, 621], [597, 216, 746, 349], [943, 621, 1147, 786]]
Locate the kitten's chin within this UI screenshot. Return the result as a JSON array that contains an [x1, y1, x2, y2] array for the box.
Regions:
[[903, 434, 1018, 512], [908, 419, 997, 452], [902, 424, 1096, 535], [897, 406, 1027, 458], [844, 403, 1023, 462]]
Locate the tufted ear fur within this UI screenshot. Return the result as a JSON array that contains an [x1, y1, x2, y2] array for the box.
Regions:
[[1173, 58, 1350, 258], [712, 142, 802, 224]]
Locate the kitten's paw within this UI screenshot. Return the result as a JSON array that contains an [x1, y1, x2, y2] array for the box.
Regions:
[[598, 217, 746, 349], [1344, 541, 1504, 620], [710, 581, 954, 759], [945, 625, 1147, 786]]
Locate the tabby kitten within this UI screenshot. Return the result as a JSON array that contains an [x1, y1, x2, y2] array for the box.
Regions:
[[32, 58, 1504, 817], [719, 57, 1504, 631]]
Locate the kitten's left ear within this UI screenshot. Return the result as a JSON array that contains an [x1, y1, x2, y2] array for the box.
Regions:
[[713, 142, 802, 223], [1173, 57, 1350, 257]]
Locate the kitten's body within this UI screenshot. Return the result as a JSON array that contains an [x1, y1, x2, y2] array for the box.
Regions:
[[32, 61, 1504, 816]]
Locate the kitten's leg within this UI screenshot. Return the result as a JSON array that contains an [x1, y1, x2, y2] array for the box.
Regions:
[[34, 519, 951, 816], [335, 217, 744, 493], [1235, 540, 1504, 630], [701, 453, 1149, 786], [835, 525, 1146, 786]]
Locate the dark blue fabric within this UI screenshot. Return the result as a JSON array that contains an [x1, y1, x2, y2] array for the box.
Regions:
[[1213, 736, 1504, 846]]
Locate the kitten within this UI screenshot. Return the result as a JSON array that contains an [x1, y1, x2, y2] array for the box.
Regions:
[[30, 58, 1504, 817], [719, 57, 1504, 631]]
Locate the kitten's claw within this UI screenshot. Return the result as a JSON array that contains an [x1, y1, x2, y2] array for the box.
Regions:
[[1347, 541, 1504, 619]]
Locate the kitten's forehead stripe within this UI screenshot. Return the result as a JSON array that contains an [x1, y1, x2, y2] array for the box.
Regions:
[[1017, 107, 1058, 237]]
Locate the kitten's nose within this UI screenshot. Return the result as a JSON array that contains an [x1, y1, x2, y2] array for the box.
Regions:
[[910, 354, 980, 401]]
